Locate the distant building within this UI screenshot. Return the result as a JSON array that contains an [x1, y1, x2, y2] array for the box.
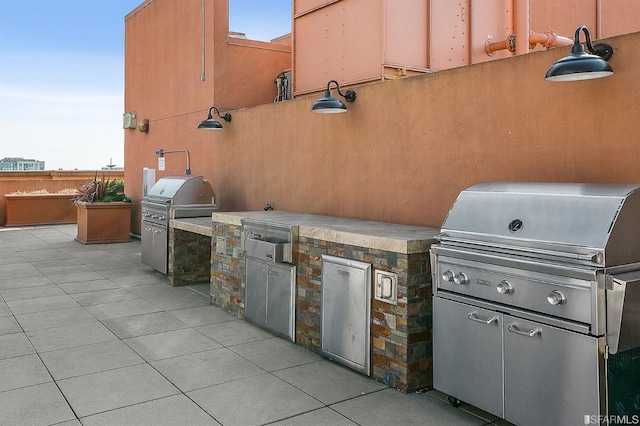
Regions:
[[0, 157, 45, 171]]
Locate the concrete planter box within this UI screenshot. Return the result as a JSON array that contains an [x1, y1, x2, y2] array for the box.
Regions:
[[75, 202, 132, 244], [4, 193, 77, 227]]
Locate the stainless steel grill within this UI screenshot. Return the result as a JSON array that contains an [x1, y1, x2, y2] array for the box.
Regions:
[[141, 175, 217, 274], [430, 182, 640, 426]]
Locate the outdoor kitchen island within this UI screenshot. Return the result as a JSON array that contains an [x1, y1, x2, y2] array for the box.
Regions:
[[206, 211, 439, 392]]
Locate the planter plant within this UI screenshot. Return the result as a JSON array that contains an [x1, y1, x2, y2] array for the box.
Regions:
[[73, 174, 133, 244], [4, 189, 79, 227]]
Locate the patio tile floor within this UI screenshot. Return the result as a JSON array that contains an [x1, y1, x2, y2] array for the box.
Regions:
[[0, 224, 513, 426]]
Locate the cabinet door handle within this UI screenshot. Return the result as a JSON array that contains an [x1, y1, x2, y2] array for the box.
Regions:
[[467, 312, 499, 325], [507, 323, 542, 337]]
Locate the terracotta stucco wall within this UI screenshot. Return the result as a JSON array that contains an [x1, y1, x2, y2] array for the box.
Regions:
[[124, 0, 639, 234], [124, 0, 291, 234], [212, 32, 640, 229]]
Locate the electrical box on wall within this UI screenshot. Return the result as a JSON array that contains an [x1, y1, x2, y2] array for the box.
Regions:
[[374, 270, 398, 305], [123, 112, 137, 129]]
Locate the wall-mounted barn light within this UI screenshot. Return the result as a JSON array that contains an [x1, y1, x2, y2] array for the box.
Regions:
[[545, 25, 614, 81], [197, 106, 232, 130], [310, 80, 357, 113]]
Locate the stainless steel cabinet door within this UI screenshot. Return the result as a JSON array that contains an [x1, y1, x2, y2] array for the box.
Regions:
[[141, 224, 154, 268], [433, 297, 504, 417], [141, 223, 167, 274], [503, 315, 603, 426], [321, 255, 371, 375], [266, 263, 296, 340], [245, 258, 268, 325], [152, 226, 167, 274]]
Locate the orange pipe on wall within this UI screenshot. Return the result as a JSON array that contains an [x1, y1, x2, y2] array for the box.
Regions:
[[485, 31, 573, 55], [528, 31, 573, 49]]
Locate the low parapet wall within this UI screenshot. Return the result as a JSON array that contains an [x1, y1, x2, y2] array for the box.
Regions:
[[0, 171, 125, 226]]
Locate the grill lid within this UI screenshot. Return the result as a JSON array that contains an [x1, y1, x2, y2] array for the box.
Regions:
[[145, 175, 213, 205], [440, 182, 640, 267]]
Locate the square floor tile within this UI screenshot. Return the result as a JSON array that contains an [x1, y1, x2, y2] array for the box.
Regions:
[[40, 340, 144, 380], [99, 266, 167, 287], [84, 298, 161, 320], [27, 321, 116, 352], [38, 264, 106, 284], [0, 263, 44, 279], [0, 354, 52, 392], [80, 394, 220, 426], [0, 284, 65, 302], [0, 382, 75, 426], [168, 305, 237, 327], [196, 319, 274, 346], [101, 311, 189, 339], [128, 284, 211, 310], [70, 288, 138, 306], [188, 373, 324, 426], [15, 306, 97, 331], [6, 294, 79, 315], [270, 407, 357, 426], [124, 328, 220, 361], [0, 301, 10, 317], [0, 332, 35, 359], [58, 279, 121, 294], [330, 388, 486, 426], [0, 315, 21, 336], [58, 364, 179, 418], [0, 275, 52, 291], [84, 259, 138, 271], [19, 248, 72, 262], [151, 347, 265, 392], [230, 337, 323, 372], [273, 360, 387, 405]]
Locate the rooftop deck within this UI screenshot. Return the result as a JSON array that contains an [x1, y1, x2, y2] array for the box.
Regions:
[[0, 224, 510, 425]]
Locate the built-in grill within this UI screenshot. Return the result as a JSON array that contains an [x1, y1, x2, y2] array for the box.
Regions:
[[141, 175, 217, 274], [430, 182, 640, 426]]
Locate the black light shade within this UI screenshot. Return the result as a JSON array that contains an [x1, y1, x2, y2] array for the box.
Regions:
[[311, 80, 357, 113], [197, 106, 232, 130], [545, 25, 614, 81]]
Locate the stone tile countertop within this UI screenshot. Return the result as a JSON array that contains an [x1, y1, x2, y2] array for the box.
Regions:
[[169, 216, 213, 237], [172, 211, 440, 254]]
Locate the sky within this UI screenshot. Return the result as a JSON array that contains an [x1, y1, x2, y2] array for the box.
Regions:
[[0, 0, 292, 170]]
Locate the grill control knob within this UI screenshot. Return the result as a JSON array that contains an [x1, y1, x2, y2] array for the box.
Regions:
[[547, 290, 566, 306], [453, 273, 469, 285], [442, 270, 455, 282], [497, 280, 513, 294]]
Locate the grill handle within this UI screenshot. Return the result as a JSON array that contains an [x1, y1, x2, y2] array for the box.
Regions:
[[507, 323, 542, 338], [467, 312, 499, 325]]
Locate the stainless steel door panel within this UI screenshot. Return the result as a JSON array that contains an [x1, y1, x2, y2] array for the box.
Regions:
[[153, 226, 168, 274], [267, 263, 296, 340], [433, 297, 504, 417], [503, 315, 603, 426], [245, 258, 268, 325], [141, 223, 154, 268], [142, 222, 168, 274], [321, 255, 371, 375]]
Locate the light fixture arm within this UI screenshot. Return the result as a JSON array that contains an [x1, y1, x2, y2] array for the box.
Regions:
[[207, 106, 232, 123], [574, 25, 614, 60], [326, 79, 357, 103]]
